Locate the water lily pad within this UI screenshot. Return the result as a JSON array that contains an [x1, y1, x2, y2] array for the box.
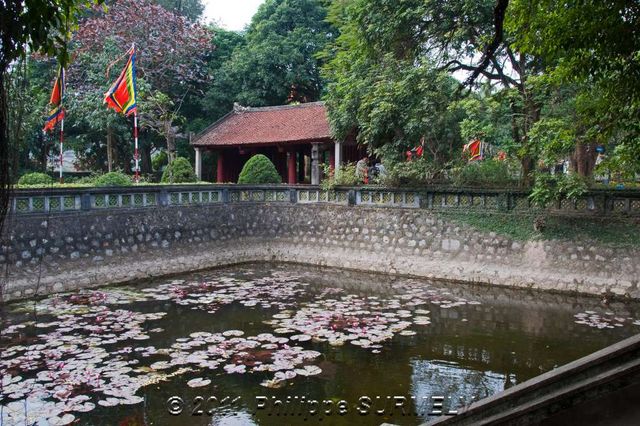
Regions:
[[48, 413, 75, 425], [260, 378, 285, 388], [187, 378, 211, 388], [294, 365, 322, 376]]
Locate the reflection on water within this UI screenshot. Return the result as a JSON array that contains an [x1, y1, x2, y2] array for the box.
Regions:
[[1, 263, 639, 426], [411, 360, 514, 415]]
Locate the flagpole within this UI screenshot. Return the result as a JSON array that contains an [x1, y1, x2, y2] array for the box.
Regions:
[[132, 43, 139, 183], [134, 110, 139, 183], [59, 117, 64, 183]]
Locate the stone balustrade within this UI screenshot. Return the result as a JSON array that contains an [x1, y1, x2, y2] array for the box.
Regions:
[[9, 184, 640, 216]]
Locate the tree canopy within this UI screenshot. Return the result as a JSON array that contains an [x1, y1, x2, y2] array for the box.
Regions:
[[206, 0, 337, 108]]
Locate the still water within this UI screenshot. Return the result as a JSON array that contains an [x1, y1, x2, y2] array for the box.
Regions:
[[1, 263, 639, 425]]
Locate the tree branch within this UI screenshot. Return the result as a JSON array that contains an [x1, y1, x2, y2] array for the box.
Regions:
[[462, 0, 510, 87]]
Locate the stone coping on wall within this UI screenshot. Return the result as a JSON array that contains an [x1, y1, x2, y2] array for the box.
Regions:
[[1, 203, 638, 302]]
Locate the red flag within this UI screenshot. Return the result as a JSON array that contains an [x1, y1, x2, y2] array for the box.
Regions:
[[43, 67, 65, 132], [463, 139, 482, 161], [104, 46, 138, 116]]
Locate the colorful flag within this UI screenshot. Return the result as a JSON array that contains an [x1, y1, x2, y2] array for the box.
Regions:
[[104, 45, 137, 116], [463, 139, 482, 161], [43, 67, 65, 132]]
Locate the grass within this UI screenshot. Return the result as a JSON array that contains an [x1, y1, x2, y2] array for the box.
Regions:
[[440, 211, 640, 248]]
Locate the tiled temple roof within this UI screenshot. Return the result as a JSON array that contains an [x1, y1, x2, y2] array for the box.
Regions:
[[193, 102, 333, 147]]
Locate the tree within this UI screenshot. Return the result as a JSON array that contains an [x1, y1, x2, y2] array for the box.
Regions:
[[197, 26, 246, 125], [69, 0, 213, 171], [508, 0, 640, 179], [211, 0, 337, 107], [0, 0, 104, 234], [323, 0, 544, 183], [140, 91, 185, 163], [327, 52, 465, 164]]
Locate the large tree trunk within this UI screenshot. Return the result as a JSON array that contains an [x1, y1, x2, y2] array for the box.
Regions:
[[141, 142, 152, 175], [571, 142, 598, 177], [0, 69, 10, 238], [518, 88, 542, 187], [520, 156, 535, 186]]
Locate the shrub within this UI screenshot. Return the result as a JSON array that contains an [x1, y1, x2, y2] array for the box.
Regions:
[[161, 157, 197, 183], [17, 172, 53, 186], [530, 173, 589, 208], [94, 171, 133, 187], [237, 154, 281, 184], [380, 158, 441, 186], [321, 162, 359, 190], [452, 159, 519, 187], [74, 175, 97, 185]]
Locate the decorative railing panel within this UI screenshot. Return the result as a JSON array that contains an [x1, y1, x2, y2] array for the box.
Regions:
[[356, 190, 419, 208], [13, 194, 81, 214], [167, 190, 222, 206], [229, 189, 289, 203], [296, 189, 348, 205], [92, 192, 158, 209]]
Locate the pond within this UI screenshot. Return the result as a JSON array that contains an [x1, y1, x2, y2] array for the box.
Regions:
[[1, 264, 640, 425]]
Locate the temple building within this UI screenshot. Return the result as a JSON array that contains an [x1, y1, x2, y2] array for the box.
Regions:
[[191, 102, 360, 184]]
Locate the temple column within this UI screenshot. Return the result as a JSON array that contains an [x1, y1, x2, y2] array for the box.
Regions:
[[334, 141, 342, 174], [311, 143, 320, 185], [298, 151, 305, 183], [216, 151, 225, 183], [194, 147, 202, 180], [287, 151, 297, 184]]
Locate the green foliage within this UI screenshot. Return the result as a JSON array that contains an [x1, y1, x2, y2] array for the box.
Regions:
[[443, 211, 640, 248], [380, 158, 442, 187], [207, 0, 336, 108], [152, 151, 168, 172], [94, 171, 133, 187], [322, 0, 514, 169], [17, 172, 53, 186], [530, 173, 589, 208], [198, 26, 246, 120], [452, 159, 519, 188], [237, 154, 282, 184], [508, 0, 640, 180], [321, 163, 359, 190], [73, 175, 97, 185], [441, 211, 539, 242], [456, 92, 515, 152], [161, 157, 197, 183]]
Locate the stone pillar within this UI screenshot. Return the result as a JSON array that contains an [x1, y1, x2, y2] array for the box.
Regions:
[[334, 141, 342, 174], [311, 143, 320, 185], [287, 152, 297, 184], [194, 147, 202, 180], [216, 151, 225, 183]]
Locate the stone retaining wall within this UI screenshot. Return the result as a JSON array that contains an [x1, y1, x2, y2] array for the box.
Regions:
[[1, 203, 638, 301]]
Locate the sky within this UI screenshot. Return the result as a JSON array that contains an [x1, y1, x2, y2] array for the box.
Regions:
[[203, 0, 265, 31]]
